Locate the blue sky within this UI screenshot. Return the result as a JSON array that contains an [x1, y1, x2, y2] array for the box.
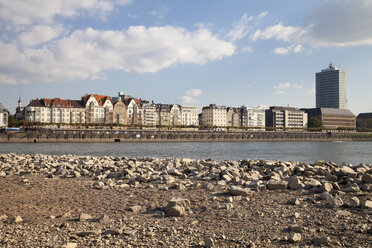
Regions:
[[1, 0, 372, 114]]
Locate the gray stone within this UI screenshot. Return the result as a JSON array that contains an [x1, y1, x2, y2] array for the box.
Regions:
[[92, 181, 105, 190], [266, 180, 288, 190], [289, 224, 303, 233], [348, 197, 360, 207], [77, 230, 100, 237], [0, 171, 6, 177], [102, 229, 122, 235], [204, 237, 215, 247], [228, 185, 250, 196], [319, 192, 333, 202], [340, 166, 357, 177], [98, 214, 111, 224], [165, 204, 185, 217], [79, 213, 92, 221], [289, 198, 300, 205], [312, 237, 330, 246], [361, 174, 372, 184], [330, 196, 344, 208], [127, 205, 141, 213], [290, 233, 302, 243], [319, 182, 333, 193], [10, 216, 23, 223]]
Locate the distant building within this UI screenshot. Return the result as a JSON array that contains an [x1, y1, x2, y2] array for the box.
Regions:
[[246, 106, 265, 128], [170, 104, 182, 126], [143, 103, 157, 126], [266, 106, 307, 129], [155, 104, 171, 126], [112, 100, 127, 125], [316, 64, 347, 109], [226, 107, 241, 127], [303, 108, 355, 129], [356, 113, 372, 130], [25, 98, 85, 123], [123, 97, 142, 125], [82, 94, 113, 123], [201, 104, 227, 127], [181, 106, 199, 126], [15, 97, 25, 120], [0, 103, 9, 127]]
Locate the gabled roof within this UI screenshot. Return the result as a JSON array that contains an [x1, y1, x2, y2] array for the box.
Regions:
[[357, 113, 372, 119], [82, 94, 112, 106], [27, 99, 44, 107], [124, 97, 141, 107]]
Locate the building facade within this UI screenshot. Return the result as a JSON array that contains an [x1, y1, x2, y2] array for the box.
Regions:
[[201, 104, 227, 127], [181, 106, 199, 126], [0, 103, 8, 127], [25, 98, 85, 124], [124, 98, 143, 125], [226, 107, 241, 127], [356, 113, 372, 130], [303, 108, 355, 129], [155, 104, 171, 126], [246, 106, 265, 128], [316, 64, 347, 109], [170, 104, 182, 126], [112, 100, 127, 125], [266, 106, 308, 129], [143, 103, 157, 126], [82, 95, 113, 123]]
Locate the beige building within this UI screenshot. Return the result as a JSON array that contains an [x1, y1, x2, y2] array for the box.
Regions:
[[113, 100, 127, 125], [226, 107, 241, 127], [170, 104, 182, 126], [266, 106, 307, 129], [0, 103, 8, 127], [143, 103, 157, 126], [124, 98, 142, 125], [201, 104, 227, 127], [155, 104, 171, 126]]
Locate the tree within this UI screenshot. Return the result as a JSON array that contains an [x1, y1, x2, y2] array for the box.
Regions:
[[308, 117, 323, 128]]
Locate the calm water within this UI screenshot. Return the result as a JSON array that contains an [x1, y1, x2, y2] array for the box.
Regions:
[[1, 142, 372, 165]]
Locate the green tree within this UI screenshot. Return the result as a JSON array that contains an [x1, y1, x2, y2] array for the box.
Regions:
[[308, 117, 322, 128]]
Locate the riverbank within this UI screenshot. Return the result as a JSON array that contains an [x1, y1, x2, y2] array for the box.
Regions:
[[1, 129, 372, 143], [0, 154, 371, 247]]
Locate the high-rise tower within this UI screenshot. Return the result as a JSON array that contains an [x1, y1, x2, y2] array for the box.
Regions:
[[316, 64, 347, 109]]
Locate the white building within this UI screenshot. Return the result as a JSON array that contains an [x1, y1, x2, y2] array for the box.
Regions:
[[124, 98, 142, 125], [82, 94, 113, 123], [181, 106, 199, 126], [143, 103, 156, 126], [201, 104, 227, 127], [0, 103, 8, 127], [170, 104, 182, 126], [247, 106, 265, 128], [25, 98, 85, 124]]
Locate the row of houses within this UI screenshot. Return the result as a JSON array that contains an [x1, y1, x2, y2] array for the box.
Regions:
[[15, 93, 199, 126]]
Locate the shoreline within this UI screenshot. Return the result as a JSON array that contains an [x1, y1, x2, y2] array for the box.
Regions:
[[0, 153, 371, 247]]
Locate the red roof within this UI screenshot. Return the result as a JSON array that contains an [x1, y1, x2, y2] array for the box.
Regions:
[[82, 94, 112, 106]]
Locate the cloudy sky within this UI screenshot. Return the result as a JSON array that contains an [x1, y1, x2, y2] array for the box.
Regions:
[[1, 0, 372, 114]]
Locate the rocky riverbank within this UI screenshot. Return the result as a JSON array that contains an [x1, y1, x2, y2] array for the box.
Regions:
[[0, 153, 371, 247]]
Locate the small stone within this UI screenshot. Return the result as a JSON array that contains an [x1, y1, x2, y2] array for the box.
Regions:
[[330, 196, 343, 208], [79, 213, 92, 222], [165, 204, 185, 217], [0, 214, 8, 221], [204, 237, 215, 247], [63, 243, 78, 248], [10, 216, 23, 223], [363, 200, 372, 209], [123, 228, 137, 236], [289, 224, 303, 233], [313, 237, 330, 246], [127, 205, 141, 213], [289, 198, 300, 205], [92, 181, 105, 190], [361, 174, 372, 184], [266, 180, 288, 190], [98, 214, 111, 224], [0, 171, 6, 177], [77, 230, 99, 237], [290, 233, 302, 243], [348, 197, 360, 207], [228, 185, 250, 196], [340, 166, 357, 177], [102, 228, 122, 235], [319, 192, 333, 202], [319, 182, 333, 193]]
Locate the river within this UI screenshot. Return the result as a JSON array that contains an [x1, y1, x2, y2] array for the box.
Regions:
[[1, 142, 372, 165]]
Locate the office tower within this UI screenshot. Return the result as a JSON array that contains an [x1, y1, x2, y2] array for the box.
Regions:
[[316, 64, 347, 109]]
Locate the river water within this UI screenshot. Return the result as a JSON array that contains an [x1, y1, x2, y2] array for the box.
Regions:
[[1, 142, 372, 165]]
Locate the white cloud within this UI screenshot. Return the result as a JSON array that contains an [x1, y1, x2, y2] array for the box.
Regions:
[[18, 25, 65, 47], [0, 0, 129, 28], [227, 12, 268, 42], [273, 44, 303, 55], [242, 46, 253, 53], [148, 5, 169, 20], [274, 82, 302, 90], [0, 26, 235, 84], [185, 89, 202, 97], [0, 73, 17, 84], [179, 89, 202, 104], [252, 0, 372, 48], [274, 91, 287, 95]]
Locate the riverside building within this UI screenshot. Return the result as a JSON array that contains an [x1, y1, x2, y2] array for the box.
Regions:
[[356, 113, 372, 130], [201, 104, 227, 127], [303, 108, 355, 129], [316, 64, 347, 109], [265, 106, 308, 129], [0, 103, 8, 127]]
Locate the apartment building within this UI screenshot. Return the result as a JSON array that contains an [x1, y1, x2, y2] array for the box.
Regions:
[[155, 104, 171, 126], [143, 103, 157, 126], [226, 107, 241, 127], [25, 98, 85, 124], [170, 104, 182, 126], [303, 108, 356, 129], [112, 100, 127, 125], [246, 106, 266, 128], [181, 106, 199, 126], [82, 94, 113, 123], [0, 103, 8, 127], [124, 97, 143, 125], [265, 106, 308, 129], [201, 104, 227, 127]]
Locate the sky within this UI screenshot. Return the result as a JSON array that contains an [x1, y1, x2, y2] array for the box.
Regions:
[[1, 0, 372, 115]]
